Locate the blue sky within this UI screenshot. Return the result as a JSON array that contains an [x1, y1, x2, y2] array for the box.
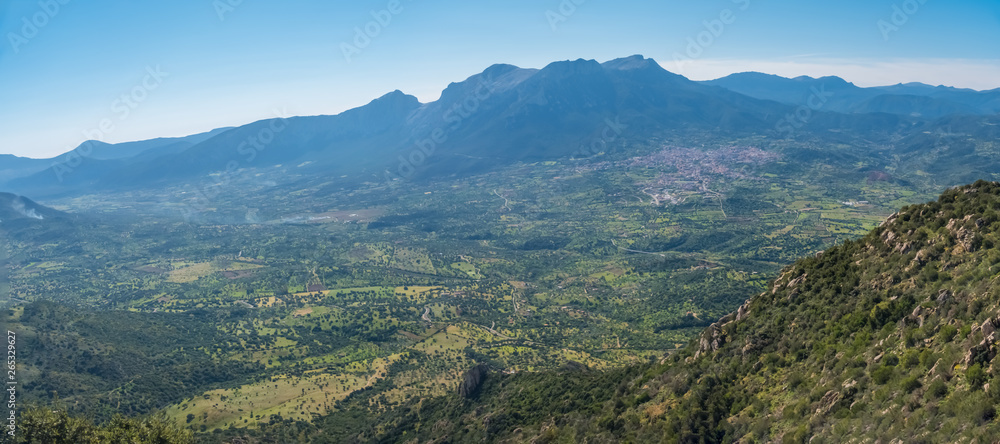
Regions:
[[2, 0, 998, 158]]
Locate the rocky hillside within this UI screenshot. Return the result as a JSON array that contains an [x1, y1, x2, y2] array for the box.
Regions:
[[297, 180, 1000, 443]]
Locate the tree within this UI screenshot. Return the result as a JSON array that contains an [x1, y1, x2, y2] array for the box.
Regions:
[[14, 407, 193, 444]]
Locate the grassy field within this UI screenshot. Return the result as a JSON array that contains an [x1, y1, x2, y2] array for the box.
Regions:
[[166, 371, 369, 429], [167, 260, 265, 284]]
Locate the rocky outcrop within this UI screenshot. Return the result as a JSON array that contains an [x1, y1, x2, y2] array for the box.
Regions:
[[695, 323, 725, 359], [962, 315, 1000, 366], [964, 342, 995, 367], [814, 390, 842, 416], [695, 300, 756, 359], [945, 215, 984, 253], [936, 289, 952, 303], [910, 306, 927, 327], [459, 364, 489, 398], [982, 318, 998, 338], [879, 212, 899, 228], [735, 302, 749, 322], [787, 274, 807, 289]]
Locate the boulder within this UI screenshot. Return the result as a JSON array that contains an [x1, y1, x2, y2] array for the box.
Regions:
[[982, 318, 997, 338], [937, 289, 952, 303], [736, 300, 751, 322]]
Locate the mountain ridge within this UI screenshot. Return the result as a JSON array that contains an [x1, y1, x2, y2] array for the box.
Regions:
[[0, 127, 234, 187], [703, 72, 1000, 118], [4, 55, 926, 198]]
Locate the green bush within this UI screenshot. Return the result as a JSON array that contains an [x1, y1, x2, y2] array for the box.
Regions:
[[783, 425, 810, 444], [883, 354, 899, 367], [15, 407, 193, 444], [960, 324, 972, 339], [900, 376, 921, 393], [989, 377, 1000, 400], [927, 380, 949, 399], [968, 364, 987, 391], [872, 366, 894, 385], [939, 325, 958, 343], [919, 350, 936, 369]]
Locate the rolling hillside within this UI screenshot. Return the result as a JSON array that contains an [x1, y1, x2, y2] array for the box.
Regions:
[[271, 180, 1000, 443]]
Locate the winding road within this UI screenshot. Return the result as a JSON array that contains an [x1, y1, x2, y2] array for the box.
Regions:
[[493, 189, 510, 211]]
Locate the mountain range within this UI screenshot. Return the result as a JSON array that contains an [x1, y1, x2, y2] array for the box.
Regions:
[[5, 55, 1000, 443], [702, 72, 1000, 119], [0, 128, 232, 192], [8, 55, 996, 198]]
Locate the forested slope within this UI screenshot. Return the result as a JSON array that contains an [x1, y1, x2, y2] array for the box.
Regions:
[[339, 180, 1000, 443]]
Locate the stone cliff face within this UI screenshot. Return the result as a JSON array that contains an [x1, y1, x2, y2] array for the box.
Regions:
[[459, 364, 489, 398]]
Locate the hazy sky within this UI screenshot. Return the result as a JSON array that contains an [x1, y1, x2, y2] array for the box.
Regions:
[[2, 0, 999, 158]]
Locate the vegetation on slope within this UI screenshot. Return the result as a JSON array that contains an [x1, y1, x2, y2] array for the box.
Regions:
[[312, 180, 1000, 443], [2, 406, 192, 444]]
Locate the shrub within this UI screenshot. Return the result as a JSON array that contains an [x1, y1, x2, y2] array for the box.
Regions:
[[900, 376, 921, 393], [919, 350, 935, 369], [960, 324, 972, 340], [977, 404, 997, 424], [989, 377, 1000, 400], [872, 366, 894, 385], [781, 425, 809, 444], [927, 380, 949, 399], [788, 372, 805, 390], [17, 407, 193, 444], [883, 354, 899, 367], [967, 364, 987, 391], [939, 325, 958, 343]]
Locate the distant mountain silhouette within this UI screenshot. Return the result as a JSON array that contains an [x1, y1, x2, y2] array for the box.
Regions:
[[703, 72, 1000, 118], [5, 56, 980, 197], [1, 128, 233, 189]]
